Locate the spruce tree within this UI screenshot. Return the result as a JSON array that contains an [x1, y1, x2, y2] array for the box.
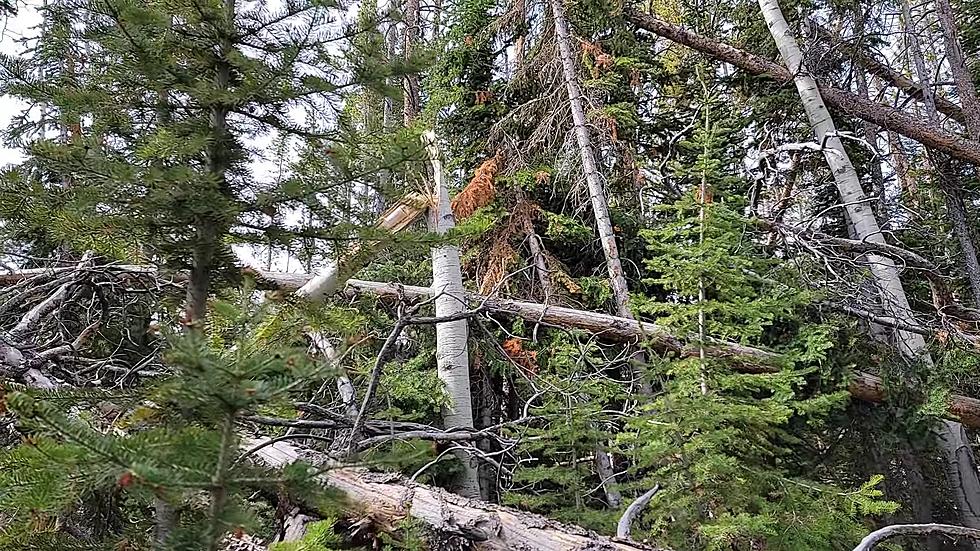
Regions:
[[620, 75, 896, 550]]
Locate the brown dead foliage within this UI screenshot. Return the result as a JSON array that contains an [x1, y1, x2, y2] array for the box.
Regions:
[[475, 90, 494, 105], [578, 39, 614, 77], [452, 151, 504, 221], [479, 230, 518, 295], [503, 337, 538, 374]]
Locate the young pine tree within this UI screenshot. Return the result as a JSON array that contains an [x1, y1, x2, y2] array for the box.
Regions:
[[621, 81, 897, 550]]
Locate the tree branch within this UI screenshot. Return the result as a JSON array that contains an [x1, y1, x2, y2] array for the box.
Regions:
[[853, 523, 980, 551]]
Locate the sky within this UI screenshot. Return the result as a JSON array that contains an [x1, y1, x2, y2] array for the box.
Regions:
[[0, 1, 315, 273], [0, 4, 40, 166]]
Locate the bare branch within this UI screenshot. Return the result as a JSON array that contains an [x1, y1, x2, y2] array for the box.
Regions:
[[853, 523, 980, 551], [616, 484, 661, 539]]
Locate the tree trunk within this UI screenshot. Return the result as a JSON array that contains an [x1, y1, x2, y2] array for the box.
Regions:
[[810, 21, 965, 123], [403, 0, 421, 124], [551, 0, 631, 319], [759, 0, 922, 357], [758, 0, 980, 531], [252, 270, 980, 430], [849, 6, 883, 199], [247, 438, 652, 551], [900, 0, 980, 308], [423, 131, 482, 498], [624, 9, 980, 167], [547, 0, 640, 506], [889, 132, 917, 202], [294, 193, 428, 300], [935, 0, 980, 138]]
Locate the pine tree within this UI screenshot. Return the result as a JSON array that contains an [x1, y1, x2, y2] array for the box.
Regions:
[[620, 80, 896, 550]]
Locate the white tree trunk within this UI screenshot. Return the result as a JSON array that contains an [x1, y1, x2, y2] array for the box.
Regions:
[[423, 131, 482, 499], [550, 0, 631, 320], [247, 438, 649, 551], [759, 0, 980, 530], [760, 0, 926, 357]]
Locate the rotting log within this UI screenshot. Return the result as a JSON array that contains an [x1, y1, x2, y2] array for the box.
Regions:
[[250, 270, 980, 430], [248, 437, 657, 551]]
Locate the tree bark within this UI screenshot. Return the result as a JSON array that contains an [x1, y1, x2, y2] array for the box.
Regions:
[[853, 523, 980, 551], [899, 0, 980, 308], [294, 193, 428, 300], [402, 0, 421, 124], [624, 9, 980, 167], [849, 7, 884, 209], [247, 438, 654, 551], [552, 0, 632, 319], [422, 131, 482, 499], [758, 0, 980, 531], [810, 21, 966, 124], [758, 0, 924, 358], [935, 0, 980, 138], [548, 0, 639, 506]]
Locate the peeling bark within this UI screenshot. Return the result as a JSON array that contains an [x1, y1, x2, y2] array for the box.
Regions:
[[248, 438, 656, 551]]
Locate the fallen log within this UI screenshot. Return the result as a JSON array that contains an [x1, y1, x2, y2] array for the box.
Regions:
[[254, 271, 778, 364], [251, 270, 980, 430], [5, 266, 979, 427], [248, 437, 656, 551], [623, 8, 980, 167]]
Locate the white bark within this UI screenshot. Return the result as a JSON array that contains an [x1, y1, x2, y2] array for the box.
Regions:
[[308, 332, 357, 419], [617, 485, 660, 539], [759, 0, 925, 359], [295, 194, 427, 301], [853, 523, 980, 551], [247, 438, 650, 551], [759, 0, 980, 530], [423, 131, 481, 499], [550, 0, 631, 319]]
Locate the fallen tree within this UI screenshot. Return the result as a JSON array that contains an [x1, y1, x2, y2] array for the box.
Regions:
[[251, 270, 980, 430], [248, 437, 657, 550], [3, 264, 979, 428], [623, 8, 980, 167]]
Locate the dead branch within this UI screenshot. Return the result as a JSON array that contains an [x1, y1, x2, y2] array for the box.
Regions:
[[617, 484, 661, 539], [250, 270, 980, 429], [624, 8, 980, 166], [852, 523, 980, 551]]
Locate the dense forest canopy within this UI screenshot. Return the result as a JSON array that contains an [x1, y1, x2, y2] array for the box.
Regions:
[[1, 0, 980, 548]]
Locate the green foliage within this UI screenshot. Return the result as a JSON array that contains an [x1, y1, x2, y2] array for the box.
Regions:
[[0, 300, 348, 549], [270, 520, 344, 551], [501, 332, 624, 531], [618, 91, 894, 550]]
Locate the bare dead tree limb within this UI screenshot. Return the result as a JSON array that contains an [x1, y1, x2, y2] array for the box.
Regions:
[[853, 523, 980, 551], [617, 484, 661, 539], [624, 8, 980, 167]]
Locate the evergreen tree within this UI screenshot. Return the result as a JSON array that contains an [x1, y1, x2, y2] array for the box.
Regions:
[[621, 83, 896, 549]]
